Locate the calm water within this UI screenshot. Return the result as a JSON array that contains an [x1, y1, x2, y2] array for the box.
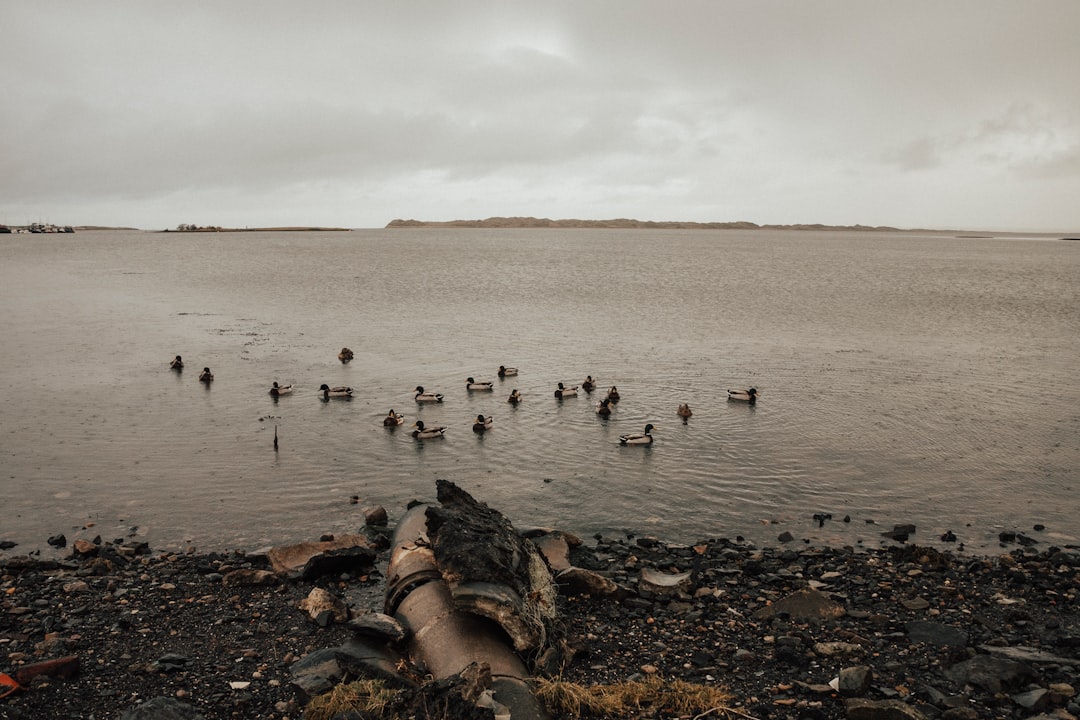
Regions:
[[1, 228, 1077, 556]]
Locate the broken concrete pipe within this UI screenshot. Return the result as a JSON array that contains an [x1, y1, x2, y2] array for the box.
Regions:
[[385, 503, 551, 720]]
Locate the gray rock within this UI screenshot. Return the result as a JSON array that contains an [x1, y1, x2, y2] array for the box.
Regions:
[[556, 566, 619, 597], [1012, 688, 1051, 711], [348, 611, 408, 643], [119, 696, 205, 720], [846, 698, 927, 720], [906, 620, 969, 647], [753, 587, 845, 622], [838, 665, 874, 697], [978, 644, 1077, 664], [290, 647, 345, 703], [943, 654, 1037, 694], [221, 569, 278, 587]]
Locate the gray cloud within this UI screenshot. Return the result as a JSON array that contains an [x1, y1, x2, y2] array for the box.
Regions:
[[2, 1, 1078, 231]]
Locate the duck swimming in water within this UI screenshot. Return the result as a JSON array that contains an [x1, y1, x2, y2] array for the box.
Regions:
[[606, 386, 620, 403], [411, 420, 446, 439], [198, 367, 214, 383], [507, 389, 522, 405], [596, 398, 612, 416], [582, 375, 595, 393], [466, 377, 494, 391], [677, 403, 693, 419], [170, 355, 184, 371], [383, 409, 405, 427], [338, 347, 354, 362], [554, 382, 578, 398], [727, 388, 758, 404], [269, 381, 293, 397], [498, 365, 518, 377], [320, 383, 353, 399], [619, 424, 655, 446], [414, 386, 444, 403], [472, 414, 493, 433]]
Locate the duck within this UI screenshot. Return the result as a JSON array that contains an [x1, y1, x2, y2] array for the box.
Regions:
[[596, 398, 612, 416], [466, 377, 494, 391], [414, 386, 444, 403], [472, 414, 493, 433], [619, 423, 655, 446], [727, 388, 758, 404], [269, 381, 293, 397], [606, 386, 620, 403], [198, 367, 214, 383], [338, 347, 354, 362], [582, 375, 596, 393], [554, 382, 578, 398], [498, 365, 518, 377], [169, 355, 184, 371], [677, 403, 693, 418], [507, 389, 522, 405], [383, 409, 405, 427], [319, 383, 353, 398], [411, 420, 446, 439]]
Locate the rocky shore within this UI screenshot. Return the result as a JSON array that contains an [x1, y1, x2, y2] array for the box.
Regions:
[[2, 494, 1077, 720]]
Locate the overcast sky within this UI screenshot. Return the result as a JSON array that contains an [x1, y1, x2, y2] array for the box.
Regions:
[[3, 2, 1078, 232]]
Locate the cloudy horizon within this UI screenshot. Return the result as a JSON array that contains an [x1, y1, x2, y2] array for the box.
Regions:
[[3, 2, 1079, 233]]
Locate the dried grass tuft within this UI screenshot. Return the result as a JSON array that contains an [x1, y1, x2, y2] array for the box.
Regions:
[[303, 679, 399, 720], [533, 675, 736, 719]]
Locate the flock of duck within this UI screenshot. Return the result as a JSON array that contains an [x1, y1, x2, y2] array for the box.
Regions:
[[169, 351, 759, 446]]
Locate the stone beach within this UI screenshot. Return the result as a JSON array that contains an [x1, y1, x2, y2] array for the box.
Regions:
[[1, 501, 1077, 720]]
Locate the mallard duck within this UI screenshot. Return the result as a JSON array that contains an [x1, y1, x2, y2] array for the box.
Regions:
[[414, 386, 444, 403], [338, 347, 354, 362], [507, 389, 522, 405], [727, 388, 758, 404], [596, 398, 612, 416], [320, 383, 353, 398], [606, 386, 620, 403], [498, 365, 518, 377], [411, 420, 446, 439], [169, 355, 184, 371], [582, 375, 596, 393], [619, 424, 655, 445], [383, 409, 405, 427], [466, 377, 494, 391], [269, 381, 293, 397], [677, 403, 693, 418], [198, 367, 214, 383], [554, 382, 578, 398], [472, 414, 493, 433]]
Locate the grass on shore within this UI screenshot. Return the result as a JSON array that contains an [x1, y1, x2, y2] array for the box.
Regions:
[[304, 675, 735, 720]]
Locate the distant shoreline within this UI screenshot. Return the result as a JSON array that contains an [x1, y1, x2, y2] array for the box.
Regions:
[[385, 216, 910, 231], [159, 226, 352, 233]]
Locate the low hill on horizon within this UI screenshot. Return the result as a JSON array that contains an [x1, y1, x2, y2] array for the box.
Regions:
[[385, 216, 906, 231]]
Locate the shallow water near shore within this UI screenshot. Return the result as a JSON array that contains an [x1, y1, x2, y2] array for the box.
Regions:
[[1, 228, 1077, 556]]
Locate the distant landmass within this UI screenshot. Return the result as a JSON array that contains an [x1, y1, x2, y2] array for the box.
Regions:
[[162, 225, 352, 233], [385, 216, 904, 231]]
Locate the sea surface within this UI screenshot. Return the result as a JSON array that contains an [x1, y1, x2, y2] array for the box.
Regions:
[[1, 228, 1078, 556]]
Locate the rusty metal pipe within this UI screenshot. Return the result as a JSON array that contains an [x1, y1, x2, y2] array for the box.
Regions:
[[386, 504, 550, 720]]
